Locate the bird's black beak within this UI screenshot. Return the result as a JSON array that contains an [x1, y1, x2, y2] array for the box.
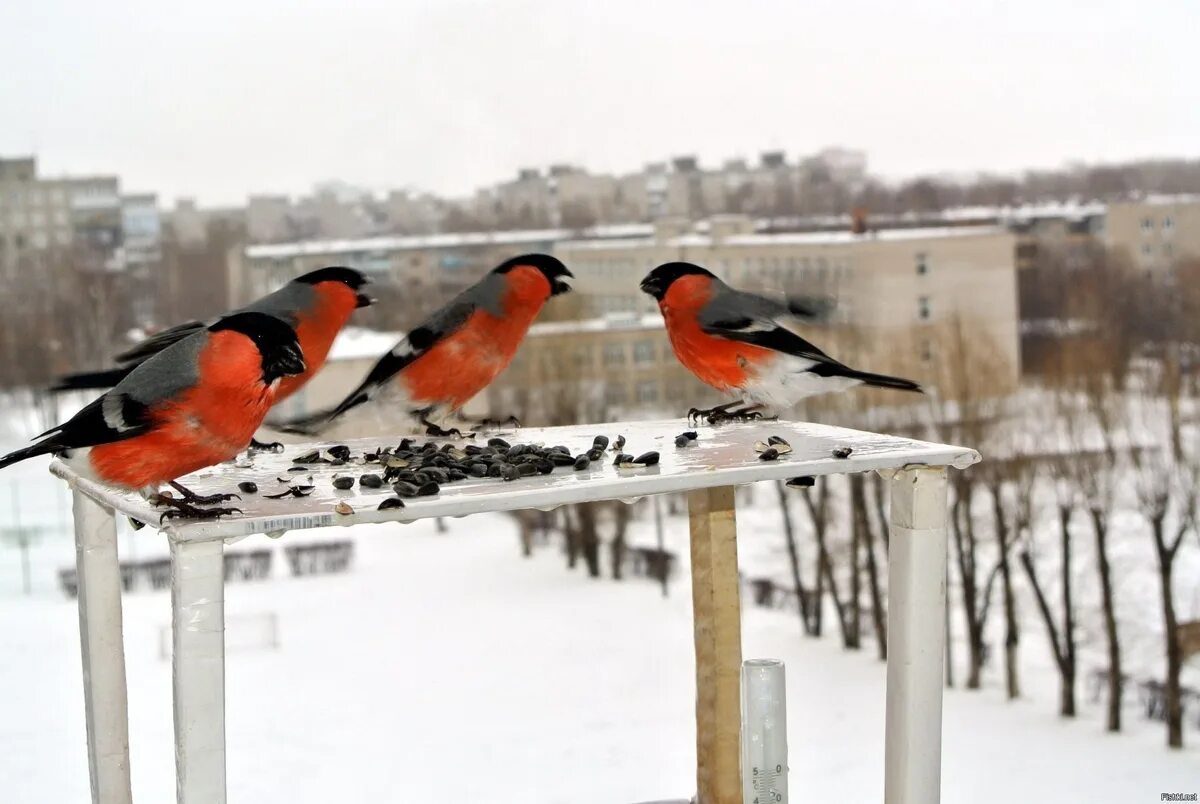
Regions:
[[640, 277, 662, 299], [279, 344, 307, 377], [355, 292, 376, 308], [551, 270, 575, 297]]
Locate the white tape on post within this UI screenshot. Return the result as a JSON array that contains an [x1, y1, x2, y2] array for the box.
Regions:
[[72, 489, 133, 804], [742, 659, 788, 804], [171, 538, 227, 804]]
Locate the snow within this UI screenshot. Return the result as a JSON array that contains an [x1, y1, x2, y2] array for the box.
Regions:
[[325, 326, 401, 362], [1, 508, 1197, 803], [561, 225, 1010, 251], [244, 223, 656, 260]]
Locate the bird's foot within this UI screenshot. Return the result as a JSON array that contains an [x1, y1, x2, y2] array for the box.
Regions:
[[421, 418, 467, 439], [687, 401, 739, 424], [469, 414, 521, 431], [248, 437, 284, 454], [158, 503, 243, 525], [166, 482, 240, 506], [688, 401, 774, 425]]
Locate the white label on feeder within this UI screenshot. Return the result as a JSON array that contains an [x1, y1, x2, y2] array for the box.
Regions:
[[742, 658, 788, 804]]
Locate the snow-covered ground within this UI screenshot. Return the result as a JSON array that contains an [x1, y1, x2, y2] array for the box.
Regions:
[[1, 500, 1198, 802]]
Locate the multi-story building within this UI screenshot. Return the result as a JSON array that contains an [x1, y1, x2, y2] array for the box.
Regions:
[[1106, 196, 1200, 275], [0, 157, 124, 279]]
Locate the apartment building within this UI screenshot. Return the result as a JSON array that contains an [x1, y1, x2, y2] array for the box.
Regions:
[[1106, 196, 1200, 275], [0, 157, 124, 279]]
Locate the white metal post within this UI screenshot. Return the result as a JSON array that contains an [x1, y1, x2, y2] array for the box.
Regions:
[[884, 467, 949, 804], [171, 538, 227, 804], [72, 489, 134, 804]]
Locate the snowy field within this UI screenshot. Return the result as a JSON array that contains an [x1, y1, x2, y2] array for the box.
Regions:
[[2, 491, 1198, 802]]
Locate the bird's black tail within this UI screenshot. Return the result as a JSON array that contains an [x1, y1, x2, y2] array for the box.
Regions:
[[848, 368, 923, 393], [0, 441, 56, 471], [49, 367, 134, 393]]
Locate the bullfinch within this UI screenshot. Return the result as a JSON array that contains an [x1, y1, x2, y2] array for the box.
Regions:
[[640, 262, 921, 422], [283, 253, 573, 436], [2, 312, 305, 520]]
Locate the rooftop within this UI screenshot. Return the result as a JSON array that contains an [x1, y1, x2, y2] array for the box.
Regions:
[[561, 224, 1010, 251], [245, 223, 656, 260]]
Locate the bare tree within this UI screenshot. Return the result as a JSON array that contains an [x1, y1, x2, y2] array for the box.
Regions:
[[774, 480, 814, 634], [1126, 355, 1197, 748]]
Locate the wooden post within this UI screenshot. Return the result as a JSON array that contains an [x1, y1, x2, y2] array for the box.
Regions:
[[688, 485, 742, 804], [885, 467, 949, 804], [72, 490, 134, 804]]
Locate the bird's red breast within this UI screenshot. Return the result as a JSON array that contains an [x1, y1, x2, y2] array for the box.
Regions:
[[659, 274, 775, 393], [89, 330, 279, 489], [403, 264, 553, 408], [276, 282, 360, 402]]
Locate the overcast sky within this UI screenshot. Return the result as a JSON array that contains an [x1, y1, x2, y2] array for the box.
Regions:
[[3, 0, 1197, 206]]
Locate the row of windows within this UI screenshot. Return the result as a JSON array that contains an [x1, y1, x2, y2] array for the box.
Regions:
[[1140, 216, 1176, 233], [1, 209, 71, 228], [604, 379, 686, 406], [0, 230, 72, 249], [1140, 242, 1175, 259]]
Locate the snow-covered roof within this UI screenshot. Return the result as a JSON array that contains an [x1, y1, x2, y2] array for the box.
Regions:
[[527, 313, 665, 337], [560, 224, 1010, 251], [327, 327, 400, 362], [245, 223, 655, 260], [326, 316, 666, 363]]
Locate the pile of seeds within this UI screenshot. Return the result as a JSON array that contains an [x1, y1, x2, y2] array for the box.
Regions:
[[234, 427, 814, 514], [265, 433, 665, 512]]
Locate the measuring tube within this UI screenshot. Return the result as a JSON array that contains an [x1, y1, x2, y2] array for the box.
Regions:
[[742, 658, 788, 804]]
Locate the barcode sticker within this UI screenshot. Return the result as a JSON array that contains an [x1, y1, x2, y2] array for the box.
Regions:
[[252, 515, 336, 533]]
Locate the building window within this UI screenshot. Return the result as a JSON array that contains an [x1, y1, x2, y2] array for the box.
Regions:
[[916, 252, 928, 275], [633, 340, 656, 363], [1141, 217, 1154, 233], [636, 381, 659, 403], [603, 343, 626, 365], [605, 384, 626, 406], [1164, 243, 1174, 258], [921, 339, 934, 362], [1163, 215, 1174, 232], [1141, 243, 1153, 257], [918, 296, 931, 321]]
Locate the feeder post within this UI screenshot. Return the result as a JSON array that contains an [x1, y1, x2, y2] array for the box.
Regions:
[[687, 485, 743, 804], [171, 538, 227, 804], [884, 467, 949, 804], [72, 489, 134, 804]]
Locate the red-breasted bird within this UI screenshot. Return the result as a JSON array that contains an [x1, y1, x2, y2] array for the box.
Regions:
[[53, 266, 372, 422], [640, 262, 921, 422], [1, 313, 305, 520], [283, 254, 573, 436]]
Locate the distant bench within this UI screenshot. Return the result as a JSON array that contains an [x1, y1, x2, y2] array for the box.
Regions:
[[58, 541, 354, 598], [283, 541, 354, 577], [624, 546, 677, 582], [747, 576, 817, 613]]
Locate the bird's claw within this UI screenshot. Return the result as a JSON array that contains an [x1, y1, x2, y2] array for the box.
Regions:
[[424, 423, 465, 438], [248, 438, 285, 454]]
